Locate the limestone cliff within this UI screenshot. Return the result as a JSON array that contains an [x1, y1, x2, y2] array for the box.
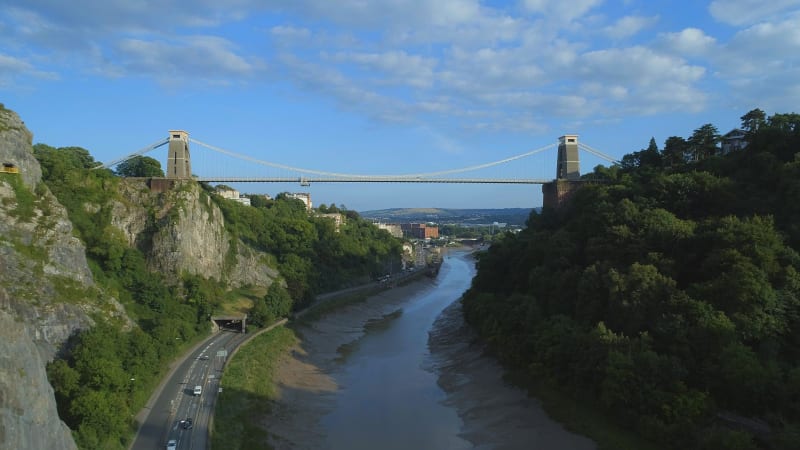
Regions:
[[110, 179, 278, 288], [0, 305, 75, 450], [0, 105, 118, 450], [0, 103, 278, 450]]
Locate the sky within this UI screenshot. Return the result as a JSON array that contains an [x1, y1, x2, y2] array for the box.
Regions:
[[2, 0, 799, 211]]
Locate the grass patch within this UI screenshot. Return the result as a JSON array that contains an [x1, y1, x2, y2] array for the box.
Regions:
[[505, 370, 663, 450], [212, 326, 296, 450], [53, 276, 100, 305], [3, 175, 36, 221], [220, 286, 266, 316]]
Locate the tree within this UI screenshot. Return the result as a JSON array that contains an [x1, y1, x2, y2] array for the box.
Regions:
[[620, 138, 662, 170], [688, 124, 721, 161], [264, 282, 293, 318], [115, 156, 164, 177], [740, 108, 766, 134], [647, 137, 659, 153], [663, 136, 689, 167], [249, 194, 272, 208]]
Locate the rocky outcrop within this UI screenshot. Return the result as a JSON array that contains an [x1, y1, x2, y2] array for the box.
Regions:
[[0, 105, 41, 189], [111, 179, 278, 288], [0, 105, 110, 449], [0, 303, 76, 450]]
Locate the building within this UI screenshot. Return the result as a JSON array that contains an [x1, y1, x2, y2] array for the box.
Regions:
[[375, 223, 403, 238], [216, 186, 251, 206], [401, 223, 439, 239], [316, 213, 345, 232], [286, 193, 312, 211], [721, 128, 748, 155]]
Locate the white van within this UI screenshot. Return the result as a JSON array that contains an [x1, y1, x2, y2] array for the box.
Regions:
[[193, 385, 202, 396]]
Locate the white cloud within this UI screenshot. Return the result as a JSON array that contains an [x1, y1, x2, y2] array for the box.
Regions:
[[521, 0, 604, 22], [580, 47, 705, 85], [712, 15, 800, 111], [0, 53, 58, 86], [577, 46, 707, 113], [270, 26, 311, 41], [659, 28, 717, 57], [602, 15, 659, 40], [115, 36, 261, 83], [327, 50, 438, 88], [709, 0, 800, 26], [273, 0, 483, 28]]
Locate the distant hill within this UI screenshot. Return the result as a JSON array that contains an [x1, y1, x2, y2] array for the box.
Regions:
[[359, 207, 535, 226]]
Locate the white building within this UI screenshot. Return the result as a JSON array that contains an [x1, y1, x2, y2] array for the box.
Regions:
[[287, 193, 312, 211], [216, 186, 251, 206]]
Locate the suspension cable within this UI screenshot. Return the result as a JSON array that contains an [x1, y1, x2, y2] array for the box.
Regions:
[[578, 142, 619, 164], [189, 138, 557, 179], [95, 138, 170, 169]]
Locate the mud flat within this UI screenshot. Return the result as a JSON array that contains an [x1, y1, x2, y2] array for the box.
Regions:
[[426, 300, 596, 450], [262, 280, 437, 449]]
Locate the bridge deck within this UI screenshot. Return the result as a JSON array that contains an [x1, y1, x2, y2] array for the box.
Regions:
[[195, 177, 553, 184]]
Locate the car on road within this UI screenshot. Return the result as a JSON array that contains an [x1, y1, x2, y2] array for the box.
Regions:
[[166, 439, 177, 450], [193, 385, 202, 396], [181, 417, 193, 429]]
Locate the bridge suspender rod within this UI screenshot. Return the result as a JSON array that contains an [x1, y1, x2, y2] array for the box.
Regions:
[[189, 138, 557, 180], [95, 138, 170, 170]]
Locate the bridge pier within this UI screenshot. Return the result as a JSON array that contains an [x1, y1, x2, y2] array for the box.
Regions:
[[543, 135, 583, 209]]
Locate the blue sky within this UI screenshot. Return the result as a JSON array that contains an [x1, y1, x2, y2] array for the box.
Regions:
[[2, 0, 799, 210]]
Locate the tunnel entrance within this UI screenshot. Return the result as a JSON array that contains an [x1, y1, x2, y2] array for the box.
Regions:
[[211, 314, 247, 333]]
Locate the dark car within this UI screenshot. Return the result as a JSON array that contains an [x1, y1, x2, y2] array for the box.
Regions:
[[182, 417, 193, 429]]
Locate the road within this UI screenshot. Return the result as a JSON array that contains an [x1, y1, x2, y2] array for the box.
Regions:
[[130, 275, 409, 450], [131, 330, 247, 450]]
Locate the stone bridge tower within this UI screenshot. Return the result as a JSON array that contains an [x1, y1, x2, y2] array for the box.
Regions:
[[543, 134, 582, 209], [166, 130, 191, 179], [556, 134, 580, 180]]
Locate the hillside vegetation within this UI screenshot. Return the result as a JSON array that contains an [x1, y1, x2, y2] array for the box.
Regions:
[[32, 145, 401, 448], [463, 110, 800, 449]]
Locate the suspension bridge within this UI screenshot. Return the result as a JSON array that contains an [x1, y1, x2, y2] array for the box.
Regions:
[[99, 131, 618, 207]]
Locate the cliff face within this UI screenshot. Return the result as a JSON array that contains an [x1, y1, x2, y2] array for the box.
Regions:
[[111, 179, 278, 288], [0, 105, 105, 450], [0, 306, 76, 450], [0, 104, 278, 450]]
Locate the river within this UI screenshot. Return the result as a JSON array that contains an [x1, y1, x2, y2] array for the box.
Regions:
[[265, 251, 595, 449]]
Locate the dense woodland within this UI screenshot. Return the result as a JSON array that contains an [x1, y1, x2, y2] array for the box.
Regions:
[[31, 145, 400, 448], [463, 109, 800, 449]]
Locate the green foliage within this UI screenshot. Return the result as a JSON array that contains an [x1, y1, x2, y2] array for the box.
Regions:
[[211, 192, 402, 307], [2, 171, 36, 220], [34, 144, 228, 448], [115, 156, 164, 177], [463, 110, 800, 448], [213, 326, 296, 450], [250, 282, 293, 328]]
